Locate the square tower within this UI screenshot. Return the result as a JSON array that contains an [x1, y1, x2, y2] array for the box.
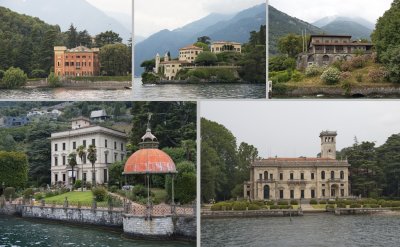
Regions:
[[320, 131, 337, 159]]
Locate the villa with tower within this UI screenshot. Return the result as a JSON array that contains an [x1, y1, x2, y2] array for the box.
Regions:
[[244, 131, 350, 200], [54, 46, 100, 77], [153, 41, 242, 81]]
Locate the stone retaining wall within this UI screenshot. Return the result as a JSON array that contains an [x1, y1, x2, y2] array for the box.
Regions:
[[22, 206, 123, 228], [202, 209, 303, 218], [282, 86, 400, 98]]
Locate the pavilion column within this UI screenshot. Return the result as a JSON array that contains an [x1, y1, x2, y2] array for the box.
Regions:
[[171, 173, 176, 215]]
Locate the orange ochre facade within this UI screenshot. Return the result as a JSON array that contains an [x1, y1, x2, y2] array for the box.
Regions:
[[54, 46, 100, 77]]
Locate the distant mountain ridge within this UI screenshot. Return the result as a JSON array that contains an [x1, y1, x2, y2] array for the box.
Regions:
[[313, 16, 373, 40], [0, 0, 131, 41], [269, 5, 322, 54], [134, 3, 266, 76], [313, 16, 375, 30]]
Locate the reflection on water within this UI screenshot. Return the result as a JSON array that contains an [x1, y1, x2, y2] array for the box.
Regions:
[[202, 214, 400, 247], [0, 88, 132, 100], [133, 78, 266, 99], [0, 215, 194, 247]]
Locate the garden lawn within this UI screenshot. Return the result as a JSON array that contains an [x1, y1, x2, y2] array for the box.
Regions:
[[152, 188, 168, 203], [311, 204, 327, 209], [45, 191, 94, 206]]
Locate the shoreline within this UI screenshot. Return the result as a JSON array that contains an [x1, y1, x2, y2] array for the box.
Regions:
[[22, 80, 132, 90]]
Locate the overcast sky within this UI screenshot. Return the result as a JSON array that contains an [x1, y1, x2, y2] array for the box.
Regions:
[[201, 101, 400, 158], [134, 0, 265, 37], [86, 0, 131, 15], [269, 0, 392, 24]]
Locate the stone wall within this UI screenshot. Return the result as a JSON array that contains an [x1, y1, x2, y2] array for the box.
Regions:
[[0, 203, 20, 216], [22, 206, 123, 228], [123, 214, 196, 240]]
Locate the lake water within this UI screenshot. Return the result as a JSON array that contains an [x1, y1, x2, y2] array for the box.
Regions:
[[201, 214, 400, 247], [0, 88, 132, 100], [0, 215, 194, 247], [132, 78, 266, 99]]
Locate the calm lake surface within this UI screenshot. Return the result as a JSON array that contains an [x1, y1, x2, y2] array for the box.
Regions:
[[133, 78, 266, 99], [0, 215, 194, 247], [202, 214, 400, 247], [0, 88, 132, 100]]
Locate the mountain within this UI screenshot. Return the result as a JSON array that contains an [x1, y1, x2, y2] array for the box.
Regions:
[[269, 5, 322, 55], [312, 16, 374, 40], [134, 3, 266, 76], [313, 16, 375, 30], [320, 20, 373, 40], [0, 0, 131, 41]]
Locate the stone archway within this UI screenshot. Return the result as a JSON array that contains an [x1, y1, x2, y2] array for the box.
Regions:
[[331, 184, 339, 198], [322, 55, 330, 65], [264, 185, 270, 200]]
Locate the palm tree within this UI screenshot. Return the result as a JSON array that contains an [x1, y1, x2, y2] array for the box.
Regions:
[[76, 145, 86, 191], [87, 145, 97, 187], [67, 152, 78, 187]]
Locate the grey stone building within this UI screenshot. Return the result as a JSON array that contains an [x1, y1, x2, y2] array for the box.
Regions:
[[297, 35, 373, 69]]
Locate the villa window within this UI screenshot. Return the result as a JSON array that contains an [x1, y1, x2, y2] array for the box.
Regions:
[[121, 143, 123, 151], [92, 171, 96, 183], [71, 62, 74, 66], [322, 189, 325, 197], [65, 62, 69, 66], [311, 189, 315, 198], [259, 174, 262, 180], [121, 154, 124, 161], [104, 169, 108, 183], [57, 61, 60, 67], [290, 173, 294, 180], [105, 153, 108, 164], [114, 141, 117, 149], [331, 171, 335, 179], [92, 139, 95, 146], [114, 153, 117, 162], [83, 173, 87, 182], [73, 142, 76, 149], [321, 171, 325, 180], [62, 143, 66, 150], [55, 157, 58, 166], [311, 173, 315, 180], [280, 173, 283, 180], [83, 155, 86, 164], [105, 139, 108, 148], [83, 140, 86, 147], [340, 171, 344, 179], [264, 171, 268, 180], [290, 190, 294, 199], [301, 190, 305, 199], [280, 190, 284, 199], [77, 56, 80, 58], [341, 189, 345, 197], [55, 144, 58, 151], [62, 156, 66, 166], [55, 174, 58, 182], [301, 173, 304, 180], [63, 174, 66, 182]]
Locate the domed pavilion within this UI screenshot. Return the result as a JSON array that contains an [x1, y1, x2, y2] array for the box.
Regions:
[[123, 126, 177, 214]]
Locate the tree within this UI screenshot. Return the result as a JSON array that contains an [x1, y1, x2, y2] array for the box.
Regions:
[[95, 31, 122, 47], [277, 33, 303, 58], [0, 151, 28, 189], [66, 24, 78, 48], [109, 161, 124, 187], [194, 52, 217, 66], [140, 59, 156, 73], [87, 145, 97, 187], [77, 30, 92, 47], [47, 72, 61, 87], [76, 145, 86, 190], [99, 43, 131, 76], [193, 42, 209, 51], [197, 36, 211, 45], [68, 152, 78, 185], [1, 67, 27, 89], [372, 0, 400, 60], [381, 45, 400, 83], [166, 161, 196, 204]]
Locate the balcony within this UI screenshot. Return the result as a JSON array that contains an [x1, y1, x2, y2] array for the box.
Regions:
[[257, 179, 275, 183], [287, 179, 307, 185], [328, 178, 343, 183]]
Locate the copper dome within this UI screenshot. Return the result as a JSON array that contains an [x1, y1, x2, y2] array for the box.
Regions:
[[123, 148, 177, 174]]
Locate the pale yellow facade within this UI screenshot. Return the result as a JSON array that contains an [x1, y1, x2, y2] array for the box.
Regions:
[[179, 45, 203, 63], [244, 131, 350, 200], [211, 41, 242, 54], [160, 61, 183, 80]]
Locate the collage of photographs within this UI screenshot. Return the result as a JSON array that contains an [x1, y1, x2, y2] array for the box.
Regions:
[[0, 0, 400, 246]]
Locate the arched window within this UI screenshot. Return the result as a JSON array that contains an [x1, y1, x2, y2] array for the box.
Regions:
[[264, 171, 268, 180], [321, 171, 325, 180], [331, 171, 335, 179], [340, 171, 344, 179]]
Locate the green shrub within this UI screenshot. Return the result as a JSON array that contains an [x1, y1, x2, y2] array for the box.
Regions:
[[290, 200, 298, 205], [326, 204, 335, 209], [211, 202, 233, 211], [84, 181, 92, 189], [92, 186, 108, 202], [30, 69, 47, 78], [310, 199, 318, 205], [319, 200, 327, 204], [305, 64, 323, 77], [340, 71, 352, 81], [0, 70, 4, 79], [392, 201, 400, 207], [270, 70, 291, 83], [48, 72, 61, 87], [109, 185, 118, 193], [350, 204, 362, 208], [1, 67, 28, 88], [381, 45, 400, 83], [321, 67, 341, 84], [266, 200, 275, 206], [74, 180, 82, 189], [4, 187, 16, 199], [364, 204, 379, 208], [248, 204, 261, 210], [328, 200, 336, 204], [291, 70, 304, 82], [356, 73, 363, 82], [350, 55, 367, 69], [34, 192, 45, 201], [232, 201, 248, 211], [23, 188, 34, 199], [253, 200, 265, 207], [278, 200, 289, 205], [279, 205, 292, 209], [269, 205, 279, 210], [336, 203, 346, 208], [340, 61, 352, 72]]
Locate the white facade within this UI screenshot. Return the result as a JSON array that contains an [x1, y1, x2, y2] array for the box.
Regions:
[[50, 121, 128, 186]]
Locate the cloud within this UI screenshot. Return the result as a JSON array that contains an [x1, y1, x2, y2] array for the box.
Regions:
[[86, 0, 132, 15], [269, 0, 392, 24]]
